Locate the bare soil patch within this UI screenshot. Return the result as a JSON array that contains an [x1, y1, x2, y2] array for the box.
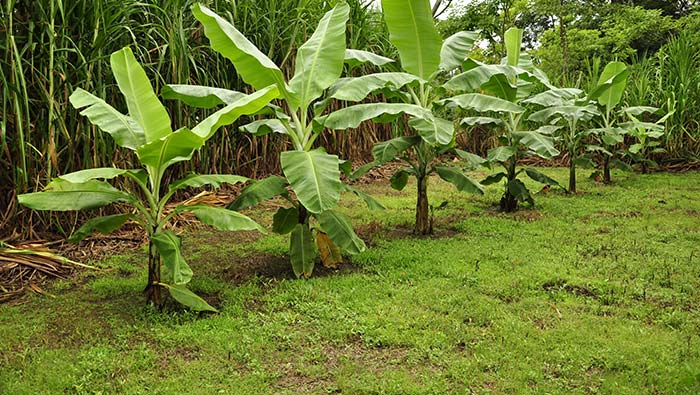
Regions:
[[218, 253, 362, 286]]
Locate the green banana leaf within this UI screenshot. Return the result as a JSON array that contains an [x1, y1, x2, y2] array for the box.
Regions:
[[110, 47, 172, 144], [290, 224, 316, 278], [192, 3, 287, 93], [318, 210, 366, 255], [18, 179, 134, 211], [280, 149, 342, 214], [288, 3, 349, 109], [152, 230, 193, 285], [381, 0, 441, 79]]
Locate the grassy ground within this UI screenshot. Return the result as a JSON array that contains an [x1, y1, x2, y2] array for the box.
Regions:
[[1, 168, 700, 394]]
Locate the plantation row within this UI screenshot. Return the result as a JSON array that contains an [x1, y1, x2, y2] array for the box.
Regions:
[[16, 0, 669, 311], [3, 1, 696, 239]]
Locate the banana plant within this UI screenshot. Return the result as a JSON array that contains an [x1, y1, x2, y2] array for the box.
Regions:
[[587, 61, 633, 184], [18, 47, 277, 311], [528, 92, 600, 193], [164, 2, 383, 277], [441, 28, 562, 212], [621, 104, 675, 174], [315, 0, 484, 235]]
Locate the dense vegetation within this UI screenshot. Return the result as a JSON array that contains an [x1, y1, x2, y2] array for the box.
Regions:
[[441, 0, 700, 155], [2, 0, 699, 237], [1, 0, 699, 390]]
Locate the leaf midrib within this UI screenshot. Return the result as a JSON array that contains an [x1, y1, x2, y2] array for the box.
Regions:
[[406, 0, 424, 78]]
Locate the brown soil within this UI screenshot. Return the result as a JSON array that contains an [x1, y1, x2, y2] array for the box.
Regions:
[[542, 279, 596, 298], [473, 203, 544, 222], [218, 253, 362, 286], [345, 160, 405, 185]]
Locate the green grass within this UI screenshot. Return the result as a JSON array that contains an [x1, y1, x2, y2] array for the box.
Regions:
[[2, 168, 700, 394]]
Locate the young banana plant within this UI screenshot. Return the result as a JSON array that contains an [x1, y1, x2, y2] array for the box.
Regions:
[[587, 61, 633, 184], [528, 92, 600, 193], [620, 104, 675, 173], [441, 28, 562, 212], [164, 2, 385, 277], [587, 62, 674, 181], [316, 0, 484, 235], [18, 47, 277, 311]]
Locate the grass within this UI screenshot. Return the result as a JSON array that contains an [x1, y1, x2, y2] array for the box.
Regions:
[[1, 167, 700, 394]]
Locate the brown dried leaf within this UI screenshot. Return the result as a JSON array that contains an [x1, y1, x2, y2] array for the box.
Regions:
[[316, 231, 342, 269]]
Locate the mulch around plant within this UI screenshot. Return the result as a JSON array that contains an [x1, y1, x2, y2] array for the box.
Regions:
[[0, 241, 101, 304]]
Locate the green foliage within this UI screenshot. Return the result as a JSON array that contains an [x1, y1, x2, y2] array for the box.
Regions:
[[528, 92, 599, 193], [626, 29, 700, 156], [320, 0, 484, 235], [176, 2, 373, 277], [446, 28, 561, 211], [17, 47, 274, 311], [0, 0, 395, 238]]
